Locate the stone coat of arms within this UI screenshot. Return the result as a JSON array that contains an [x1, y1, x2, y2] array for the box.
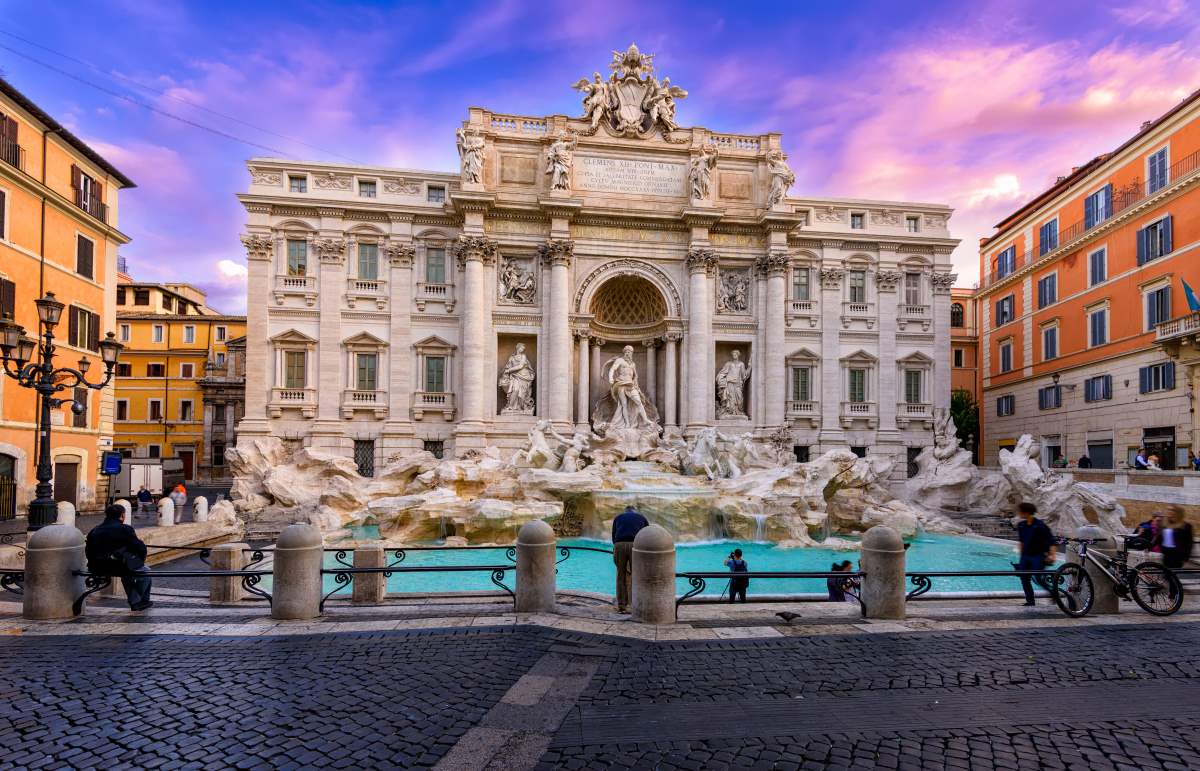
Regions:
[[572, 43, 688, 139]]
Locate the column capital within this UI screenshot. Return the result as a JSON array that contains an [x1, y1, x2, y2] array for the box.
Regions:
[[686, 247, 719, 275], [754, 251, 790, 277], [385, 242, 416, 267], [819, 267, 845, 290], [931, 271, 957, 294], [876, 270, 903, 292], [538, 238, 575, 268], [641, 338, 659, 349], [314, 237, 347, 264], [241, 234, 273, 262], [663, 332, 683, 343], [453, 234, 499, 269]]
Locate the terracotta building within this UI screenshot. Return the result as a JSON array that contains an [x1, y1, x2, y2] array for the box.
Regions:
[[950, 286, 979, 401], [977, 89, 1200, 469], [0, 78, 134, 519]]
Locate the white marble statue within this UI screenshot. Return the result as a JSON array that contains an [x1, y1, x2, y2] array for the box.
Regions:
[[904, 408, 978, 511], [520, 419, 569, 469], [645, 76, 687, 132], [766, 149, 795, 208], [572, 72, 614, 131], [999, 434, 1127, 536], [601, 345, 655, 430], [499, 344, 536, 414], [715, 350, 751, 418], [689, 144, 718, 201], [545, 131, 577, 192], [717, 269, 750, 314], [559, 432, 590, 473], [456, 127, 485, 184], [499, 258, 536, 304]]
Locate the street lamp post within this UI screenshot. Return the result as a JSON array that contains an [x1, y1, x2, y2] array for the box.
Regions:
[[0, 292, 123, 530]]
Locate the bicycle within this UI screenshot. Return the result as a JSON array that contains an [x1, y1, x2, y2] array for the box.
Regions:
[[1049, 535, 1184, 618]]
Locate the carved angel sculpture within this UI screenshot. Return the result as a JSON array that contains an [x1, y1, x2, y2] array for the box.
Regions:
[[689, 144, 718, 201], [455, 127, 485, 184], [766, 149, 795, 208], [644, 76, 687, 132], [572, 72, 613, 131]]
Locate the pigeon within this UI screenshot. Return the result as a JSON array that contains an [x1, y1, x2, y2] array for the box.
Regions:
[[775, 611, 802, 624]]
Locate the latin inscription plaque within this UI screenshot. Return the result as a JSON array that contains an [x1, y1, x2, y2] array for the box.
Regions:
[[575, 156, 687, 197]]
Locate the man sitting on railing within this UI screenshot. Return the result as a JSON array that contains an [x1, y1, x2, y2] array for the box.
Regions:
[[85, 504, 153, 611]]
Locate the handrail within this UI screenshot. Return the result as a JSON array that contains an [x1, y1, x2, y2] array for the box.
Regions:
[[71, 569, 273, 614], [905, 569, 1063, 600], [674, 571, 867, 618], [319, 564, 516, 612], [0, 568, 23, 596]]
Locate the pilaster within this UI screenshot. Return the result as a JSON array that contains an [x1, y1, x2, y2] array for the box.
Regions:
[[539, 238, 575, 430], [818, 266, 846, 446], [685, 246, 718, 434], [238, 234, 273, 439], [311, 235, 348, 451]]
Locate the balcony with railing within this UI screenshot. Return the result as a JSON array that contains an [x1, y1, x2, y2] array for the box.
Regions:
[[74, 190, 108, 223], [898, 303, 931, 331], [412, 391, 456, 421], [786, 298, 819, 328], [0, 136, 25, 173], [982, 147, 1200, 289], [488, 115, 549, 135], [341, 389, 388, 419], [896, 402, 933, 427], [416, 283, 456, 312], [273, 274, 318, 306], [786, 400, 820, 425], [269, 387, 317, 418], [1156, 311, 1200, 343], [840, 301, 876, 329], [839, 401, 878, 428], [345, 277, 388, 309]]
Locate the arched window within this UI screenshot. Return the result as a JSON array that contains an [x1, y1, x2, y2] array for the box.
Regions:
[[951, 303, 965, 328]]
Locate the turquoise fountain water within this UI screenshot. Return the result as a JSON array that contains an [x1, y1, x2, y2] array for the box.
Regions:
[[315, 534, 1036, 599]]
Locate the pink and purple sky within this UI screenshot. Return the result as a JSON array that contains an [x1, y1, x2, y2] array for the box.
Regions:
[[4, 0, 1200, 314]]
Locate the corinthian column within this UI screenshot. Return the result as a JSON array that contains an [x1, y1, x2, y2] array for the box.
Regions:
[[385, 242, 416, 443], [238, 234, 273, 439], [539, 239, 575, 429], [642, 338, 658, 414], [685, 247, 717, 434], [758, 251, 789, 428], [575, 331, 590, 429], [664, 333, 680, 429], [453, 235, 497, 432]]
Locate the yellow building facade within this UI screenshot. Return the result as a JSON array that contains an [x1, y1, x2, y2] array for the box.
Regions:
[[113, 279, 245, 482], [0, 77, 134, 518]]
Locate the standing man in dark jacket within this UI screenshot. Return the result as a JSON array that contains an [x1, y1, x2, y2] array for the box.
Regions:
[[1015, 502, 1055, 607], [85, 505, 153, 611], [611, 504, 649, 612]]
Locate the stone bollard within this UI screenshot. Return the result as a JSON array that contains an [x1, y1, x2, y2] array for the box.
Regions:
[[114, 499, 132, 523], [193, 496, 210, 522], [632, 524, 676, 624], [55, 501, 76, 528], [210, 542, 248, 603], [157, 497, 175, 527], [23, 524, 86, 620], [271, 523, 323, 620], [1073, 525, 1119, 614], [515, 520, 556, 613], [351, 544, 386, 604], [860, 525, 906, 620]]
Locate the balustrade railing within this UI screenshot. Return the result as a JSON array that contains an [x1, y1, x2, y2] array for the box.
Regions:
[[789, 299, 816, 314], [1156, 311, 1200, 342], [346, 277, 386, 294], [786, 400, 818, 416], [674, 571, 866, 618], [842, 301, 874, 316]]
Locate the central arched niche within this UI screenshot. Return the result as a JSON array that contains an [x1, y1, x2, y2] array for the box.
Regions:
[[585, 273, 671, 417], [590, 274, 668, 330]]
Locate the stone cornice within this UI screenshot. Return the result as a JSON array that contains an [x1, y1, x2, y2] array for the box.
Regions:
[[450, 190, 496, 214], [537, 198, 584, 220], [680, 207, 724, 228], [758, 210, 805, 232]]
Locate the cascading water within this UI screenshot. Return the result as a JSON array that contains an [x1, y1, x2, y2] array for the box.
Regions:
[[750, 513, 769, 542], [709, 511, 730, 540]]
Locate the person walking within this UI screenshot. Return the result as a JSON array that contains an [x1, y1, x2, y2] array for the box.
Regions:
[[1015, 502, 1055, 607], [1077, 453, 1092, 469], [1133, 514, 1164, 553], [85, 504, 153, 611], [724, 548, 749, 603], [611, 504, 649, 613], [136, 485, 153, 514], [1162, 507, 1194, 570]]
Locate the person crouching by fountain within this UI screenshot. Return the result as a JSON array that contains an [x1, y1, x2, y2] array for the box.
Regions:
[[724, 549, 749, 602], [826, 561, 858, 602], [612, 505, 649, 613]]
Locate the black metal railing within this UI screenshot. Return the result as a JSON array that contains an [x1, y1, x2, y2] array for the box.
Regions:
[[905, 569, 1065, 600], [73, 190, 108, 223], [675, 571, 867, 618], [319, 564, 515, 612], [0, 568, 23, 596], [0, 137, 24, 172], [72, 569, 272, 615]]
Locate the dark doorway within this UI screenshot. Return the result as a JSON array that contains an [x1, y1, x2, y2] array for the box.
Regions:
[[793, 445, 810, 463], [850, 446, 868, 458], [0, 454, 16, 521], [53, 461, 78, 507], [178, 450, 195, 481], [906, 447, 922, 478], [1143, 427, 1176, 470]]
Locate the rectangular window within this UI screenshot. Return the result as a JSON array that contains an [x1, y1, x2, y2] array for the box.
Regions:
[[996, 246, 1016, 278], [147, 363, 165, 377], [996, 394, 1015, 416], [1042, 326, 1058, 360], [71, 166, 102, 219], [792, 269, 809, 301], [119, 323, 130, 342], [216, 352, 226, 367], [72, 387, 87, 428], [1147, 285, 1171, 331], [288, 175, 307, 193], [152, 324, 164, 343], [423, 440, 445, 459], [1148, 148, 1168, 193], [67, 306, 99, 351], [995, 295, 1015, 326], [794, 446, 810, 463], [356, 353, 378, 390], [999, 341, 1013, 373], [1089, 248, 1107, 286], [75, 235, 94, 279], [0, 277, 12, 320], [116, 288, 125, 305], [848, 368, 867, 403], [905, 216, 919, 233], [134, 289, 150, 305], [358, 180, 376, 198], [148, 400, 162, 421], [214, 404, 227, 423], [904, 273, 921, 305], [1137, 216, 1173, 265], [215, 326, 227, 342], [425, 356, 446, 392], [848, 271, 866, 303], [162, 296, 173, 312], [904, 369, 922, 404], [1089, 308, 1108, 347], [212, 442, 226, 467], [1084, 185, 1112, 229], [116, 362, 132, 377], [284, 351, 307, 388], [1139, 362, 1176, 394], [1084, 375, 1113, 402], [358, 243, 379, 281], [427, 185, 446, 203], [183, 325, 195, 343], [426, 248, 447, 284], [179, 400, 193, 422], [116, 400, 128, 421], [354, 440, 375, 477], [148, 444, 161, 459], [180, 363, 194, 378], [850, 213, 865, 229], [1037, 274, 1057, 308], [1039, 220, 1059, 255], [287, 240, 308, 276], [953, 348, 964, 368], [791, 367, 811, 401], [1038, 385, 1062, 410]]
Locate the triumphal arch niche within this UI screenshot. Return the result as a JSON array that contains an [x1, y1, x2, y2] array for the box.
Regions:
[[239, 43, 958, 474]]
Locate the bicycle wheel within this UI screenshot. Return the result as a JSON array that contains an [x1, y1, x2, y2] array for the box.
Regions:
[[1050, 563, 1094, 618], [1130, 563, 1184, 616]]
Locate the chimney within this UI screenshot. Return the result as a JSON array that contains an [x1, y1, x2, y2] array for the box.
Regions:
[[1141, 120, 1154, 131]]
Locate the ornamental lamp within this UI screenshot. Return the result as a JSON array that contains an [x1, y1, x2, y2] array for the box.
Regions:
[[0, 317, 20, 355], [99, 332, 123, 366], [34, 292, 64, 328], [15, 334, 36, 365], [78, 356, 91, 374]]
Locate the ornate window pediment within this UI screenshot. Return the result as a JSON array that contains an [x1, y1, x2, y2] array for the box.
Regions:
[[840, 349, 878, 365], [342, 331, 389, 349], [785, 347, 820, 364], [896, 351, 933, 366], [269, 329, 317, 346], [413, 335, 457, 354]]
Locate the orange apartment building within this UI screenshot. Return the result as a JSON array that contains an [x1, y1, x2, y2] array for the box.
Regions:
[[950, 286, 979, 402], [977, 89, 1200, 469], [0, 78, 135, 519]]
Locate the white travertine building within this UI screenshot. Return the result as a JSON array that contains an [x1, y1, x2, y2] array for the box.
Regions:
[[235, 45, 959, 478]]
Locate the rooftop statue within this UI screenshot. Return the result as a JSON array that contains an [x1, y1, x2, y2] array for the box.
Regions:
[[572, 43, 687, 139]]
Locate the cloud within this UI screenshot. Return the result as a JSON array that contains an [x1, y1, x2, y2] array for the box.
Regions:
[[216, 259, 248, 281], [1111, 0, 1189, 26]]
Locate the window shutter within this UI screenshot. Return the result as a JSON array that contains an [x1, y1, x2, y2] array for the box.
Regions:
[[0, 189, 6, 239], [0, 278, 14, 319], [94, 180, 103, 208], [1084, 195, 1095, 228], [1103, 184, 1112, 217], [1103, 375, 1112, 400], [87, 312, 100, 352], [67, 306, 78, 346], [1139, 366, 1150, 394], [70, 164, 82, 192], [1165, 362, 1176, 390], [1163, 215, 1173, 254], [1137, 227, 1147, 265]]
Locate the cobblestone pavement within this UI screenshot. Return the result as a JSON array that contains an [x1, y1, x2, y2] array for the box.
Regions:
[[1, 623, 1199, 770]]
